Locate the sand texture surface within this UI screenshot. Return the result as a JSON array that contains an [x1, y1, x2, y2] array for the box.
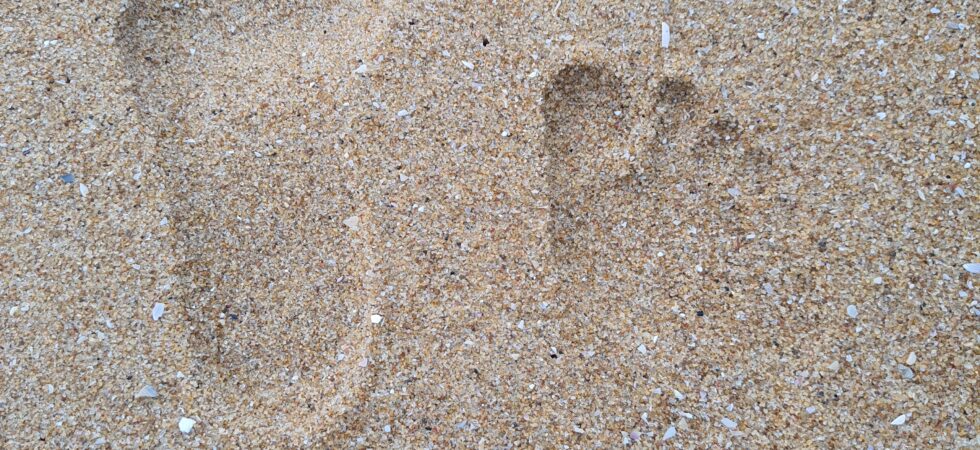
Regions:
[[1, 0, 977, 448]]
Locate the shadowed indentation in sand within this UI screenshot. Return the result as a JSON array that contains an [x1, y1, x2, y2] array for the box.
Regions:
[[116, 1, 385, 443], [541, 63, 650, 435], [648, 76, 744, 163], [540, 66, 748, 439], [543, 64, 632, 272], [655, 77, 696, 131]]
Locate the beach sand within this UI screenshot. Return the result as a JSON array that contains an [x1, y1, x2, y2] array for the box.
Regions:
[[1, 0, 977, 447]]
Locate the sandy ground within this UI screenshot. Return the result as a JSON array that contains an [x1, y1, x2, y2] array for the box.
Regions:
[[1, 0, 977, 448]]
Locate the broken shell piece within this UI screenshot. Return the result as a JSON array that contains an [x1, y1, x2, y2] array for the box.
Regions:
[[178, 417, 196, 434], [135, 385, 158, 399], [343, 215, 360, 231], [152, 303, 165, 321], [896, 364, 914, 379], [721, 417, 737, 429]]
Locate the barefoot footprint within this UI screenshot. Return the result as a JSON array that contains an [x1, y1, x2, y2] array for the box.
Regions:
[[541, 61, 645, 439], [541, 57, 740, 441], [117, 1, 390, 443], [544, 64, 633, 273]]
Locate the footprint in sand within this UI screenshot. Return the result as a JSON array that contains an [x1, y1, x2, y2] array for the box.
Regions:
[[544, 64, 633, 274], [540, 60, 742, 439], [116, 1, 392, 444]]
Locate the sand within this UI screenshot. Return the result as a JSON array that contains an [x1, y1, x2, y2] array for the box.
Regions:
[[1, 0, 977, 448]]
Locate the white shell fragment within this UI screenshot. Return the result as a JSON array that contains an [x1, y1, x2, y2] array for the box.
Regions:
[[890, 414, 907, 426], [661, 22, 670, 48], [721, 417, 737, 429], [763, 283, 775, 296], [896, 364, 914, 379], [662, 425, 677, 441], [135, 385, 158, 399], [846, 304, 858, 318], [178, 417, 196, 433], [152, 303, 165, 321], [964, 263, 980, 274], [79, 183, 89, 197], [343, 215, 360, 231], [370, 314, 383, 324]]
